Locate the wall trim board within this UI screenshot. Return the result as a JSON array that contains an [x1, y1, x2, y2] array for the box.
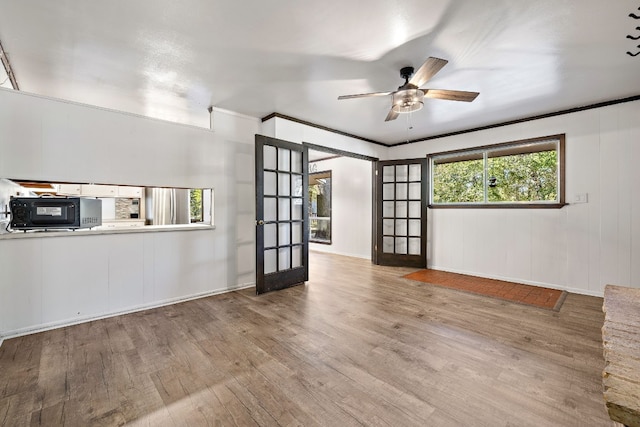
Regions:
[[427, 265, 604, 298], [210, 106, 260, 122], [304, 142, 379, 162], [0, 282, 255, 341]]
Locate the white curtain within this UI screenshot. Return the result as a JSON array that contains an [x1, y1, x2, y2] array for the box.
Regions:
[[151, 188, 176, 225]]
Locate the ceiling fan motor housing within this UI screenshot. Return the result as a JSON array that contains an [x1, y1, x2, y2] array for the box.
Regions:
[[400, 66, 415, 81]]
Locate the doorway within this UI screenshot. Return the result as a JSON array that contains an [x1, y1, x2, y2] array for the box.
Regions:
[[305, 144, 377, 263]]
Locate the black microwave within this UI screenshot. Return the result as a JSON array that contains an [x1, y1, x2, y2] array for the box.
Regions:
[[9, 197, 102, 231]]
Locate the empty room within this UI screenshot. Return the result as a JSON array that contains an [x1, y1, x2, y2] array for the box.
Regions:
[[1, 1, 639, 426]]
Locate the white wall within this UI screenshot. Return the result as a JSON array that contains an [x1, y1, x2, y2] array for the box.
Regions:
[[309, 156, 373, 259], [263, 116, 388, 160], [0, 88, 258, 338], [388, 100, 640, 297]]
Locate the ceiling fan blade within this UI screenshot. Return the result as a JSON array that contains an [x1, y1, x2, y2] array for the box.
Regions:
[[423, 89, 479, 102], [385, 108, 399, 122], [409, 57, 448, 87], [338, 91, 393, 100]]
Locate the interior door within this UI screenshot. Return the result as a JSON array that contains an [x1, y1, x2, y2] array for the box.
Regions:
[[255, 135, 309, 294], [375, 159, 428, 268]]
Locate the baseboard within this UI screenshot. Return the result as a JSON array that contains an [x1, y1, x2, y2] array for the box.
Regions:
[[309, 248, 371, 260], [427, 265, 604, 298], [1, 282, 255, 341]]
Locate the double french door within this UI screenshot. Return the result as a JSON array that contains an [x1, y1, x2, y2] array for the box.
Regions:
[[254, 135, 309, 294], [254, 135, 428, 294]]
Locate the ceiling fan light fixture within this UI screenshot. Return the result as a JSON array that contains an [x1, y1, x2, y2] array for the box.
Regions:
[[391, 88, 424, 113]]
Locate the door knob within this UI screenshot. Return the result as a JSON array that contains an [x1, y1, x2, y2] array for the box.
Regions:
[[256, 219, 265, 226]]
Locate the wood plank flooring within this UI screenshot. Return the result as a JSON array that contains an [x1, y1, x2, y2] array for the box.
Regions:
[[0, 251, 614, 426]]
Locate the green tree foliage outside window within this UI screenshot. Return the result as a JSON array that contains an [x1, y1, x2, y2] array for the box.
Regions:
[[487, 151, 557, 202], [190, 189, 203, 222], [432, 158, 484, 203], [431, 137, 562, 205]]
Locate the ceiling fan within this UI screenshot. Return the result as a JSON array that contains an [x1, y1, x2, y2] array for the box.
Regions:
[[338, 57, 479, 122]]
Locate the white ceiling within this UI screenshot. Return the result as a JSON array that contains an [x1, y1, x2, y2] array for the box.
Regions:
[[1, 0, 639, 145]]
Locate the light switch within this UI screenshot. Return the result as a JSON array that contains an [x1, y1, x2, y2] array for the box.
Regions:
[[573, 193, 588, 204]]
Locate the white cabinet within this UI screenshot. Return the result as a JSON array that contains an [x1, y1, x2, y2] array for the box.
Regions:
[[117, 186, 143, 198], [56, 183, 82, 195], [56, 183, 143, 198], [80, 184, 117, 197]]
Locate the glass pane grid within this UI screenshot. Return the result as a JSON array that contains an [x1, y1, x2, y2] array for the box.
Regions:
[[380, 162, 423, 255]]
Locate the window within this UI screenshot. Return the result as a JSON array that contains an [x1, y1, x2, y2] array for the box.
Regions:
[[309, 171, 331, 244], [430, 134, 565, 207], [190, 189, 204, 223]]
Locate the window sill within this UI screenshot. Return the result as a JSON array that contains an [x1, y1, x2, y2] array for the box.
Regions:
[[0, 223, 215, 240], [428, 203, 567, 209]]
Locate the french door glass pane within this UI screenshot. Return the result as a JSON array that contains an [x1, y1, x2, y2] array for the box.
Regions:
[[383, 183, 394, 200], [291, 151, 302, 173], [383, 219, 394, 235], [383, 236, 394, 253], [278, 198, 290, 221], [396, 183, 408, 199], [396, 165, 408, 181], [278, 148, 291, 172], [292, 175, 302, 197], [395, 238, 408, 254], [264, 145, 277, 170], [264, 198, 277, 222], [279, 223, 290, 245], [264, 171, 277, 195], [408, 238, 421, 255], [383, 201, 394, 217], [409, 164, 421, 181], [264, 223, 277, 248], [265, 249, 277, 274], [292, 222, 302, 244], [395, 201, 407, 217], [408, 201, 421, 218], [395, 219, 407, 236], [408, 219, 421, 236], [292, 200, 302, 220], [279, 247, 291, 270], [408, 183, 420, 199], [278, 173, 290, 196], [292, 246, 302, 268], [383, 166, 395, 182]]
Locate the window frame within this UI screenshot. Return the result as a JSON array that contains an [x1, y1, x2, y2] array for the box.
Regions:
[[428, 134, 566, 209]]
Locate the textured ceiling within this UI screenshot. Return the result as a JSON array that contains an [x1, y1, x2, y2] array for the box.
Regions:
[[1, 0, 639, 145]]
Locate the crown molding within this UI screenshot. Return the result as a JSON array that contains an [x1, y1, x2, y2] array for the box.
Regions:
[[262, 94, 640, 148]]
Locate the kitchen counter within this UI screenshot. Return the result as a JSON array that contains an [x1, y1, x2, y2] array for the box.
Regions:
[[0, 223, 214, 240]]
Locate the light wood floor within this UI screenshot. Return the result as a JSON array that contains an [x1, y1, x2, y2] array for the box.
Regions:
[[1, 252, 613, 426]]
